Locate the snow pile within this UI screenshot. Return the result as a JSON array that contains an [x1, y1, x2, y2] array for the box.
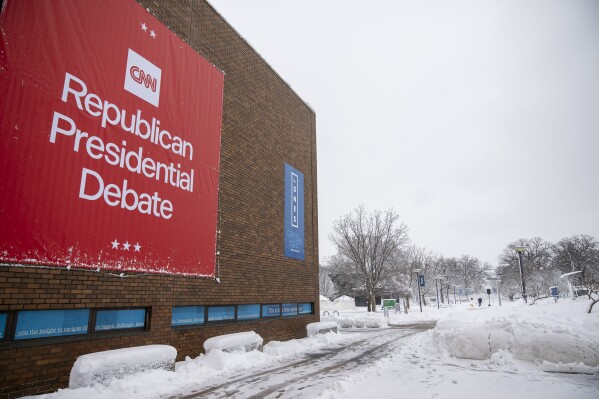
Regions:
[[203, 331, 263, 353], [320, 296, 355, 311], [31, 331, 351, 399], [69, 345, 176, 389], [431, 300, 599, 369], [307, 321, 338, 336], [325, 312, 387, 329]]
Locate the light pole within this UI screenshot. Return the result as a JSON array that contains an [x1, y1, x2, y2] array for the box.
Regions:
[[515, 246, 527, 303], [414, 269, 423, 312]]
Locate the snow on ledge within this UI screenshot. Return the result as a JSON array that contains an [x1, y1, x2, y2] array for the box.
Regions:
[[203, 331, 264, 353], [69, 344, 177, 389], [306, 321, 338, 336]]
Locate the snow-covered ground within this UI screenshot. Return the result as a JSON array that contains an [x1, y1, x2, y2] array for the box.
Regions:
[[320, 299, 599, 399], [27, 298, 599, 399]]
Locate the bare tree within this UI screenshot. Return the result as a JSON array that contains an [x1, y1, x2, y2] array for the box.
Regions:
[[329, 206, 409, 312], [453, 255, 489, 295]]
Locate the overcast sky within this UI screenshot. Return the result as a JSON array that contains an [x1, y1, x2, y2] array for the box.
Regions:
[[208, 0, 599, 266]]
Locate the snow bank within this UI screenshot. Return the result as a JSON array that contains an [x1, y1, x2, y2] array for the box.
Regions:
[[320, 297, 355, 312], [307, 321, 338, 336], [69, 345, 176, 389], [203, 331, 263, 353], [431, 300, 599, 367], [326, 313, 387, 329]]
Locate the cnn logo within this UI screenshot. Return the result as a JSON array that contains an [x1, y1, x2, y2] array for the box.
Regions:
[[129, 66, 157, 92], [124, 49, 161, 107]]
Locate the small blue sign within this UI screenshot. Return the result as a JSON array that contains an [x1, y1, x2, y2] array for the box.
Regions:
[[15, 309, 89, 340], [262, 304, 281, 317], [95, 309, 145, 331], [0, 313, 8, 339], [238, 304, 261, 320], [284, 163, 305, 260], [172, 306, 205, 326], [418, 275, 425, 287], [550, 286, 559, 297], [282, 303, 298, 317], [207, 306, 235, 322], [298, 303, 312, 314]]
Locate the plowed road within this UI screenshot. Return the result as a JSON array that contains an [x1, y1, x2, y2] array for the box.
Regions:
[[169, 322, 436, 399]]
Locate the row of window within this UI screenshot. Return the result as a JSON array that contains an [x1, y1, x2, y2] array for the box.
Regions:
[[0, 302, 313, 342], [171, 303, 313, 326]]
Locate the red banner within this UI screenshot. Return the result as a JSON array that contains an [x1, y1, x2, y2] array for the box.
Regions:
[[0, 0, 224, 276]]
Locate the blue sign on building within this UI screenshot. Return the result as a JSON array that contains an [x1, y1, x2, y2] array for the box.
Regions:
[[0, 313, 8, 339], [207, 306, 235, 322], [238, 304, 260, 320], [14, 309, 89, 340], [262, 304, 281, 317], [284, 163, 304, 260], [282, 303, 298, 317], [95, 309, 145, 331], [172, 306, 205, 326]]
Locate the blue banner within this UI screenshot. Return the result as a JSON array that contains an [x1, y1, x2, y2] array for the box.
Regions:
[[262, 304, 281, 317], [95, 309, 146, 331], [14, 309, 89, 340], [284, 163, 305, 260], [172, 306, 205, 326], [237, 304, 260, 320], [207, 306, 235, 322], [0, 313, 7, 339], [282, 303, 298, 317]]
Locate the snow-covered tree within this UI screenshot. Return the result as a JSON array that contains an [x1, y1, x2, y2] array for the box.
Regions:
[[552, 235, 599, 312]]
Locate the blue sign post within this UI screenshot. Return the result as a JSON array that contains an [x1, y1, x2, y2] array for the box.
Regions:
[[418, 275, 425, 287]]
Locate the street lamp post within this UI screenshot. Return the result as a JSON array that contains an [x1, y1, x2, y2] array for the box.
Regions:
[[515, 247, 527, 303], [414, 269, 423, 312]]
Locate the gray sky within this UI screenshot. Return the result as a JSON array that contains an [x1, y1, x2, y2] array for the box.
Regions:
[[208, 0, 599, 266]]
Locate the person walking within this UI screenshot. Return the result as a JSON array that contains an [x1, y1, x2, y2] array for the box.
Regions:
[[477, 297, 483, 307]]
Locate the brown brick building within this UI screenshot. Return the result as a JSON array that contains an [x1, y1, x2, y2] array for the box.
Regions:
[[0, 1, 319, 397]]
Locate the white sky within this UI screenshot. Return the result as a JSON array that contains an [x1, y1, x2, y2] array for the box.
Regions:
[[208, 0, 599, 266]]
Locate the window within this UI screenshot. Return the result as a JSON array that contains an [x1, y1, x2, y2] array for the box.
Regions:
[[282, 303, 298, 317], [172, 306, 205, 326], [262, 304, 281, 317], [237, 304, 260, 320], [298, 303, 313, 314], [14, 309, 90, 340], [94, 308, 146, 331], [207, 306, 235, 322]]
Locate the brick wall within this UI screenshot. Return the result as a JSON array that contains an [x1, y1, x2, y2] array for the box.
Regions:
[[0, 1, 319, 397]]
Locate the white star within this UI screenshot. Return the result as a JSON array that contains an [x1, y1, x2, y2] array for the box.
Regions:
[[134, 243, 142, 252], [150, 30, 156, 39], [111, 239, 119, 249], [122, 241, 131, 251], [141, 22, 147, 31]]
